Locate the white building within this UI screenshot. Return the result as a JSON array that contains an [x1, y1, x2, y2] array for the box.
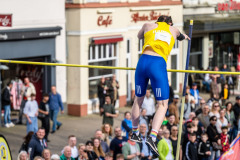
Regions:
[[0, 0, 67, 104], [66, 0, 184, 116]]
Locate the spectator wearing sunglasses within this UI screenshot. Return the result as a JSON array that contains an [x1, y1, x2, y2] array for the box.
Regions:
[[209, 102, 220, 119]]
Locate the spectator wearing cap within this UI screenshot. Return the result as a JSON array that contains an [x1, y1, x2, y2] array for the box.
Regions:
[[190, 83, 201, 108], [23, 93, 38, 133], [141, 89, 156, 123], [168, 95, 179, 124]]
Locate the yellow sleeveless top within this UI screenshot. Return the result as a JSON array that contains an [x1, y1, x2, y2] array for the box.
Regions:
[[142, 22, 175, 62]]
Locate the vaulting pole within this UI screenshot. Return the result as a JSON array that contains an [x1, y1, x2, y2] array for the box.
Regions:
[[175, 20, 193, 160]]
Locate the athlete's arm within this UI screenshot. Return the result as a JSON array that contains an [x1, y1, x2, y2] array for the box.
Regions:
[[170, 26, 190, 40], [176, 29, 190, 40], [138, 23, 148, 39]]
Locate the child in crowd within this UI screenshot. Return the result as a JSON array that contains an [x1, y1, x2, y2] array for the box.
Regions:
[[220, 126, 230, 154], [186, 133, 198, 160], [198, 133, 211, 160]]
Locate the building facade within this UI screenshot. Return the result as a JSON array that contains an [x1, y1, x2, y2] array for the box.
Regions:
[[0, 0, 67, 104], [183, 0, 240, 71], [66, 0, 185, 116]]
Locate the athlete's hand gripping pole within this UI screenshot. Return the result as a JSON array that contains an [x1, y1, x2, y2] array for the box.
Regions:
[[175, 20, 193, 160]]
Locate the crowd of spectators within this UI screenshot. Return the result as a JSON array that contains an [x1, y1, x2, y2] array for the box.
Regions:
[[2, 77, 64, 142], [3, 68, 240, 160]]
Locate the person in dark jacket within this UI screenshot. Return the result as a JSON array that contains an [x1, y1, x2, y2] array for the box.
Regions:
[[2, 82, 14, 128], [98, 77, 106, 116], [206, 116, 221, 160], [186, 133, 198, 160], [198, 133, 211, 160], [49, 85, 64, 134], [38, 93, 50, 141], [19, 131, 34, 153], [85, 141, 98, 160], [28, 127, 48, 160], [233, 96, 240, 122]]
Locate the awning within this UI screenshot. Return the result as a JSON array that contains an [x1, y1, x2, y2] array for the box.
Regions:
[[184, 15, 240, 34], [0, 26, 62, 41], [91, 35, 123, 44]]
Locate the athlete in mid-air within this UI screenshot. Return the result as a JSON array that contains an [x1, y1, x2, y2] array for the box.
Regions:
[[130, 16, 190, 156]]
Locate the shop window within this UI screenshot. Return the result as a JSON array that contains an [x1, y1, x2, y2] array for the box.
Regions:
[[127, 39, 130, 54], [209, 31, 240, 68], [138, 38, 144, 53], [88, 43, 117, 99], [190, 37, 203, 69]]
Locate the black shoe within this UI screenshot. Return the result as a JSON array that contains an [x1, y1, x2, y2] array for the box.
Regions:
[[57, 124, 62, 130], [130, 133, 142, 143], [16, 121, 23, 125], [50, 131, 55, 134], [146, 136, 159, 157]]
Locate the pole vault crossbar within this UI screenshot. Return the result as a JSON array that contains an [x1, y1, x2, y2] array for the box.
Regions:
[[0, 59, 240, 75]]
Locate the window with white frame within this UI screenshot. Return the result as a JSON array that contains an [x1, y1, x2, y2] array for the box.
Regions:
[[88, 43, 118, 99]]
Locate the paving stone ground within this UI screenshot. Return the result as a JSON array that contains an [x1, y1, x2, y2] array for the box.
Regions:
[[0, 92, 238, 159]]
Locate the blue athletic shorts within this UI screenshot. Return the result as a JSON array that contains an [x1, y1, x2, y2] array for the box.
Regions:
[[135, 54, 169, 101]]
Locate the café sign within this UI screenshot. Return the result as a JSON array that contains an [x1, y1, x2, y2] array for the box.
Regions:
[[218, 0, 240, 11], [131, 11, 169, 23], [97, 15, 112, 27], [0, 14, 12, 27]]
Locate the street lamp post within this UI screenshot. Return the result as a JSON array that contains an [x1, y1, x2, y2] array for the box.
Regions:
[[0, 64, 9, 127]]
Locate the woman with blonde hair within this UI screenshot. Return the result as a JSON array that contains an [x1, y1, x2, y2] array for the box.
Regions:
[[101, 123, 113, 146], [42, 149, 51, 160], [93, 138, 105, 160], [209, 101, 220, 119], [17, 151, 28, 160], [78, 143, 88, 160]]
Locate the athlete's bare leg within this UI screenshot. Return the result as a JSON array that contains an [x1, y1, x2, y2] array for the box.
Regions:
[[152, 99, 169, 131], [131, 96, 145, 129]]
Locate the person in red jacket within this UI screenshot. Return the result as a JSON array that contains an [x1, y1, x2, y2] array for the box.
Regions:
[[220, 126, 230, 154]]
